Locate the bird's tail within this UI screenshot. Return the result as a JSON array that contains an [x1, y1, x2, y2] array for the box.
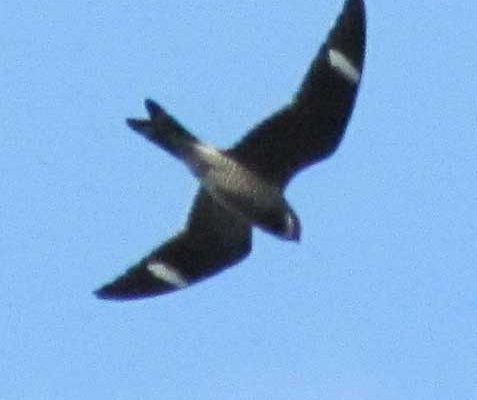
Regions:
[[127, 99, 200, 160]]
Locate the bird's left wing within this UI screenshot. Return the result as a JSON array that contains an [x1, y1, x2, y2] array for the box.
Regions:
[[227, 0, 366, 188], [95, 189, 251, 300]]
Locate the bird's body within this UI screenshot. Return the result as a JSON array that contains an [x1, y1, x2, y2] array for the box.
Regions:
[[96, 0, 366, 300], [200, 154, 298, 240]]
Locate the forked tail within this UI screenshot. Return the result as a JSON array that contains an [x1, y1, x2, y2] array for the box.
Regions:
[[127, 99, 200, 160]]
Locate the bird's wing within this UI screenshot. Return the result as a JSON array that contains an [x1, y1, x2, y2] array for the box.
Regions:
[[95, 189, 251, 300], [227, 0, 366, 188]]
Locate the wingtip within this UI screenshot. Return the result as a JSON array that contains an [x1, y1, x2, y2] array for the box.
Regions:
[[94, 285, 122, 301], [345, 0, 365, 13], [94, 263, 180, 301], [347, 0, 366, 32], [93, 284, 149, 301], [327, 0, 366, 77]]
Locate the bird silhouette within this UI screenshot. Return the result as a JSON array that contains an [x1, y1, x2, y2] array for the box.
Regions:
[[95, 0, 366, 300]]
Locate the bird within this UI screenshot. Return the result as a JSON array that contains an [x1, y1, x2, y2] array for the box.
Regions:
[[95, 0, 366, 300]]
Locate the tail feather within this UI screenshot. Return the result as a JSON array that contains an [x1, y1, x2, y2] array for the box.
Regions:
[[126, 98, 199, 158], [126, 118, 153, 134]]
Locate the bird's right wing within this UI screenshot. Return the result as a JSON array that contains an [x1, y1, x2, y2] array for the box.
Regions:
[[95, 189, 252, 300], [227, 0, 366, 188]]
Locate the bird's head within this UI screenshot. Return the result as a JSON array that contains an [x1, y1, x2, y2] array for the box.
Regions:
[[262, 205, 301, 242], [282, 208, 301, 242]]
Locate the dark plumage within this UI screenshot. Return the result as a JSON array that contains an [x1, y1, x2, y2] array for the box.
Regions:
[[95, 0, 366, 300]]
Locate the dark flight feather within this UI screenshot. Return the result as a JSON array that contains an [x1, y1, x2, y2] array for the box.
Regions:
[[228, 0, 366, 187], [95, 189, 251, 299]]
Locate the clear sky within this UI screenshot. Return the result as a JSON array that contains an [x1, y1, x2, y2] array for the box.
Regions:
[[1, 1, 476, 399]]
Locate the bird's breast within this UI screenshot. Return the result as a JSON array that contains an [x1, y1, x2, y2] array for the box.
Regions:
[[201, 160, 289, 233]]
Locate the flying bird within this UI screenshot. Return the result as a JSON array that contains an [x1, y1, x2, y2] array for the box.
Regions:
[[95, 0, 366, 300]]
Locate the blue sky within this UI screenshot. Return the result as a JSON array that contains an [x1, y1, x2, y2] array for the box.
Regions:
[[1, 1, 476, 399]]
